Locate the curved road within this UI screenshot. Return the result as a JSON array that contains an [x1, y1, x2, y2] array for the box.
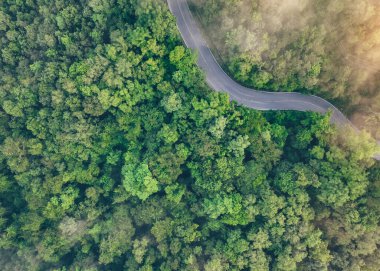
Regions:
[[167, 0, 380, 160]]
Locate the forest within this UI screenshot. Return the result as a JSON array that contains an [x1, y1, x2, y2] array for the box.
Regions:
[[191, 0, 380, 138], [0, 0, 379, 270]]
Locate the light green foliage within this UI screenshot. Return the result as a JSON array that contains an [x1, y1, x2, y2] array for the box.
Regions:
[[97, 207, 135, 264], [122, 153, 159, 201], [132, 237, 149, 264], [169, 46, 186, 66], [43, 187, 79, 220], [209, 116, 227, 139], [2, 100, 23, 117], [204, 256, 228, 271], [161, 92, 182, 113], [158, 124, 179, 144], [165, 183, 186, 203]]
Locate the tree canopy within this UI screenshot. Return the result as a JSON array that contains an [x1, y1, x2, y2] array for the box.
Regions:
[[0, 0, 379, 270]]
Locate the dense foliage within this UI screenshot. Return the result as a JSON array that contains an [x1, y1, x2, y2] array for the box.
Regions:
[[0, 0, 379, 270], [191, 0, 380, 137]]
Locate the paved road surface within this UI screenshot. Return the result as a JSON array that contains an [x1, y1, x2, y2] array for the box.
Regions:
[[167, 0, 380, 160]]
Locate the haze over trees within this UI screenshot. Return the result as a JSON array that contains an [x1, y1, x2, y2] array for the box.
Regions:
[[191, 0, 380, 138], [0, 0, 379, 270]]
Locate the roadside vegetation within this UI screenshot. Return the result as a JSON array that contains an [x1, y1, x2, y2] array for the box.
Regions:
[[191, 0, 380, 138], [0, 0, 379, 270]]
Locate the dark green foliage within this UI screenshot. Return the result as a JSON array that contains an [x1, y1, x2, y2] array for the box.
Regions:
[[0, 0, 379, 270]]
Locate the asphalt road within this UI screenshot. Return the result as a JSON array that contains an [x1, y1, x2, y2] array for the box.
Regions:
[[167, 0, 380, 160]]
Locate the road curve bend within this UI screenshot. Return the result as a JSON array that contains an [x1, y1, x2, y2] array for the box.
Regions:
[[167, 0, 380, 160]]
